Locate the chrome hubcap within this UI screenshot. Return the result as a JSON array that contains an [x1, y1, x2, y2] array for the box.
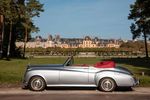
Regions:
[[31, 78, 44, 90], [101, 79, 114, 91]]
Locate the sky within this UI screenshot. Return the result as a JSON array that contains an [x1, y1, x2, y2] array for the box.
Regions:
[[33, 0, 135, 40]]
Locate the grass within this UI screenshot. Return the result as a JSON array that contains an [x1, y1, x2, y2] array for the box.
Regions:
[[0, 57, 150, 87]]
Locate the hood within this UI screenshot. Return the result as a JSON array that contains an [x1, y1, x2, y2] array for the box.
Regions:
[[28, 64, 64, 68], [26, 64, 64, 71]]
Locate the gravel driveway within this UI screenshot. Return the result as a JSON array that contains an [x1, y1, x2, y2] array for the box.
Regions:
[[0, 87, 150, 95]]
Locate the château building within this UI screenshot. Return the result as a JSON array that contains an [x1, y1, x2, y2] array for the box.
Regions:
[[16, 35, 122, 48]]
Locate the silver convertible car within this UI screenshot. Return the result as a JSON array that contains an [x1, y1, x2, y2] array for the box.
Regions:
[[22, 57, 139, 92]]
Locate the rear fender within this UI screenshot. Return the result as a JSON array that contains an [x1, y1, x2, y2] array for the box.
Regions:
[[95, 71, 116, 86]]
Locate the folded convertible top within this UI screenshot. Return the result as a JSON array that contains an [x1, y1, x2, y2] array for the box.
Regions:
[[94, 61, 115, 68]]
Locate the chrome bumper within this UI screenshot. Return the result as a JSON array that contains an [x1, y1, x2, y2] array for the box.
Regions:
[[22, 80, 28, 89], [133, 77, 139, 86]]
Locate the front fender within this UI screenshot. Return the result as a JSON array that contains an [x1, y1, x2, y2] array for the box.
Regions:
[[24, 70, 47, 86]]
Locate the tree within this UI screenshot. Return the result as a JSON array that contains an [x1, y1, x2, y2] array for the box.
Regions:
[[18, 0, 44, 58], [120, 41, 145, 51], [128, 0, 150, 58], [0, 15, 4, 58], [0, 0, 20, 59], [0, 0, 44, 58]]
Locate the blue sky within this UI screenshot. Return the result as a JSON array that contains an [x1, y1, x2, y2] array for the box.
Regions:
[[33, 0, 135, 39]]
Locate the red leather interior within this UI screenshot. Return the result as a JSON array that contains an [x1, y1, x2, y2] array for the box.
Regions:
[[94, 61, 115, 68]]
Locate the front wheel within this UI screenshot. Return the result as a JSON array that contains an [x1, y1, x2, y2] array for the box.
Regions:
[[99, 78, 116, 92], [29, 76, 46, 91]]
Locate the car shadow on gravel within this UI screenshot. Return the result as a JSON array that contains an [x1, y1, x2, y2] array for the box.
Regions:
[[45, 87, 96, 91], [115, 87, 133, 92], [45, 87, 133, 92]]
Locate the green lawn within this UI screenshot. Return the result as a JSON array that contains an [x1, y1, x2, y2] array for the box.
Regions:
[[0, 57, 150, 87]]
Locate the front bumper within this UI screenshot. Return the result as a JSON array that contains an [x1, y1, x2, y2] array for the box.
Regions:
[[22, 80, 28, 89], [133, 77, 139, 86]]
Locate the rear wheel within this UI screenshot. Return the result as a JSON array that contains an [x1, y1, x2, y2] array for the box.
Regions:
[[29, 76, 46, 91], [99, 78, 116, 92]]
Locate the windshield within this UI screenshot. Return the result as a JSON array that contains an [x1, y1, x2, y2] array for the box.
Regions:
[[63, 56, 74, 66]]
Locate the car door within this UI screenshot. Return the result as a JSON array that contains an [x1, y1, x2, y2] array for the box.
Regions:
[[46, 68, 60, 85], [59, 66, 89, 85]]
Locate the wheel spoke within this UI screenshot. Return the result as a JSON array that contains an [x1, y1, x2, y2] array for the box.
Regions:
[[30, 77, 45, 91], [100, 78, 115, 92]]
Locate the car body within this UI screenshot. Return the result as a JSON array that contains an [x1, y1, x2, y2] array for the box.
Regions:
[[22, 56, 139, 92]]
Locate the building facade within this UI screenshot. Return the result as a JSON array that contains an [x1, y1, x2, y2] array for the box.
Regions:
[[16, 35, 122, 48]]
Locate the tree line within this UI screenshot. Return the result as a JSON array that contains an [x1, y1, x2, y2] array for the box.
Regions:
[[23, 40, 150, 57], [23, 46, 149, 57]]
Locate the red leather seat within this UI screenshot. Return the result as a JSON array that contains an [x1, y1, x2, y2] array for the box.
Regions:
[[94, 61, 115, 68]]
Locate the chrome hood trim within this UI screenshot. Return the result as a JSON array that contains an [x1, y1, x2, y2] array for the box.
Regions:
[[28, 64, 64, 68]]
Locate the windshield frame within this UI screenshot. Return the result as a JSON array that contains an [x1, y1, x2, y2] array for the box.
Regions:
[[63, 56, 74, 67]]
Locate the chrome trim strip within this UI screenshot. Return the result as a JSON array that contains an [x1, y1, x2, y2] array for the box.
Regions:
[[47, 84, 97, 87]]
